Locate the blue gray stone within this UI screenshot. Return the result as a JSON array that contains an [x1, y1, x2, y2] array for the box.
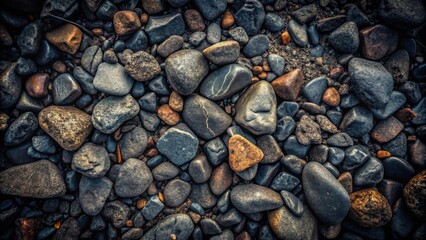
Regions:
[[79, 176, 112, 216], [81, 46, 103, 75], [282, 135, 310, 158], [93, 63, 133, 96], [370, 91, 406, 119], [328, 147, 345, 165], [383, 133, 407, 158], [264, 13, 285, 32], [307, 25, 320, 45], [163, 179, 191, 207], [119, 127, 148, 160], [327, 132, 354, 147], [141, 214, 194, 240], [203, 137, 228, 166], [72, 143, 110, 178], [34, 40, 61, 66], [206, 23, 221, 44], [230, 184, 283, 213], [354, 156, 384, 186], [291, 4, 317, 24], [268, 54, 285, 76], [382, 156, 415, 183], [4, 112, 38, 146], [288, 20, 308, 47], [101, 200, 131, 228], [229, 26, 249, 44], [340, 93, 360, 108], [399, 81, 421, 104], [340, 106, 374, 138], [16, 22, 41, 56], [142, 195, 164, 220], [341, 145, 370, 171], [126, 30, 148, 52], [280, 155, 306, 175], [302, 76, 327, 104], [148, 75, 171, 95], [234, 0, 265, 35], [73, 66, 97, 95], [277, 101, 298, 118], [152, 162, 179, 181], [243, 34, 269, 58], [329, 22, 359, 54], [270, 171, 300, 191], [138, 92, 157, 112], [115, 158, 153, 197], [32, 135, 56, 154], [193, 0, 227, 21], [274, 116, 296, 141], [52, 73, 82, 105], [412, 97, 426, 125], [145, 13, 185, 44], [280, 190, 304, 217]]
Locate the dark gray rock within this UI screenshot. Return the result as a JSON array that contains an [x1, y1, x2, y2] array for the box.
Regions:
[[270, 171, 300, 191], [206, 23, 221, 44], [16, 23, 41, 56], [291, 4, 317, 24], [302, 76, 328, 104], [216, 208, 243, 227], [81, 46, 103, 75], [307, 25, 320, 45], [32, 135, 56, 154], [288, 20, 308, 47], [52, 217, 80, 240], [295, 115, 321, 145], [264, 13, 285, 32], [345, 4, 371, 28], [354, 156, 384, 186], [141, 214, 194, 240], [190, 183, 217, 209], [370, 91, 406, 120], [230, 184, 283, 213], [242, 34, 269, 58], [329, 22, 359, 54], [15, 58, 37, 76], [399, 81, 421, 105], [203, 137, 228, 166], [163, 179, 191, 207], [101, 200, 131, 228], [189, 154, 212, 183], [193, 0, 227, 20], [274, 116, 296, 141], [52, 73, 82, 105], [142, 195, 164, 220], [384, 50, 410, 84], [200, 218, 222, 235], [145, 13, 185, 44], [411, 97, 426, 125], [340, 106, 374, 138], [229, 27, 249, 44], [341, 145, 370, 171], [93, 63, 133, 96], [280, 190, 304, 217], [383, 133, 407, 158], [115, 158, 153, 197], [126, 30, 148, 52], [139, 110, 160, 132], [268, 54, 285, 76], [327, 132, 354, 147], [234, 0, 265, 35], [282, 135, 310, 158], [72, 143, 110, 178], [79, 176, 112, 216], [383, 156, 415, 183], [73, 66, 97, 95], [379, 0, 426, 29], [41, 0, 78, 22], [1, 63, 22, 109], [4, 112, 38, 146], [35, 40, 61, 66], [119, 127, 148, 160], [277, 101, 299, 118], [122, 228, 144, 240], [152, 162, 179, 181], [258, 135, 283, 164], [157, 35, 183, 58]]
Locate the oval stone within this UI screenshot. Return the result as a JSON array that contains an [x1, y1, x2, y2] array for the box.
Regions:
[[230, 184, 283, 213]]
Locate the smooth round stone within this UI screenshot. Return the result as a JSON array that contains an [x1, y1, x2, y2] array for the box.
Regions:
[[277, 101, 299, 118], [190, 32, 206, 46], [329, 22, 359, 54], [35, 40, 61, 66], [193, 0, 226, 20], [383, 156, 415, 183], [15, 57, 37, 76], [39, 106, 93, 151], [399, 81, 421, 105], [328, 147, 345, 165], [200, 64, 252, 101], [242, 34, 269, 58], [203, 137, 228, 166], [79, 176, 112, 216], [282, 135, 310, 158], [72, 143, 110, 178], [1, 63, 22, 109], [348, 58, 393, 109], [165, 49, 209, 95], [230, 184, 283, 213], [142, 195, 164, 220], [140, 214, 194, 240], [145, 13, 185, 44], [93, 63, 134, 96], [81, 46, 103, 75], [412, 97, 426, 125], [101, 200, 131, 228], [340, 106, 374, 138], [0, 160, 66, 198], [157, 35, 183, 58], [229, 26, 249, 44], [189, 154, 212, 183], [327, 132, 354, 147], [73, 66, 97, 95], [264, 13, 284, 32], [257, 135, 283, 164], [268, 54, 285, 76], [16, 22, 41, 56], [302, 76, 328, 104], [233, 0, 265, 35], [152, 162, 179, 181], [91, 94, 140, 134], [125, 51, 161, 82], [270, 171, 300, 191], [202, 40, 240, 65], [280, 190, 304, 217], [302, 162, 350, 225], [190, 183, 217, 209], [157, 123, 199, 165], [52, 73, 82, 105], [308, 25, 320, 45], [235, 81, 277, 135], [383, 133, 407, 158], [209, 163, 233, 196], [341, 145, 370, 171], [4, 112, 37, 146], [200, 218, 222, 235], [115, 158, 153, 198], [163, 179, 191, 207], [288, 19, 308, 47], [354, 156, 384, 186], [32, 135, 56, 154], [183, 95, 232, 140], [370, 91, 406, 120], [206, 23, 221, 44], [118, 127, 148, 160], [403, 170, 426, 220]]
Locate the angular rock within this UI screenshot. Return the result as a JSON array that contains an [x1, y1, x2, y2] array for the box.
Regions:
[[354, 156, 384, 186], [403, 170, 426, 220], [341, 145, 370, 171], [385, 50, 410, 84], [230, 184, 283, 213], [4, 112, 38, 146], [101, 200, 131, 228], [340, 106, 374, 138], [302, 76, 328, 104], [327, 132, 353, 147], [16, 23, 41, 56], [370, 91, 406, 120], [52, 73, 82, 105], [125, 51, 161, 82], [93, 63, 134, 96], [81, 46, 102, 75], [142, 195, 164, 220], [296, 115, 321, 145], [79, 176, 112, 216], [115, 158, 153, 198], [202, 40, 240, 65], [271, 68, 304, 101], [371, 116, 404, 144], [228, 134, 264, 172], [157, 35, 183, 58], [72, 143, 110, 178], [291, 4, 317, 24], [329, 22, 359, 54], [233, 0, 265, 35], [45, 24, 82, 55], [1, 63, 22, 109], [113, 10, 141, 36], [359, 24, 398, 61], [145, 13, 185, 44]]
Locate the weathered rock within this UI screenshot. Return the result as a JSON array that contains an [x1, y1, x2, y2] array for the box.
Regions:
[[371, 116, 404, 144], [329, 22, 359, 54], [271, 68, 304, 101], [268, 206, 317, 240], [101, 200, 131, 228], [209, 162, 233, 196], [72, 143, 110, 178], [0, 63, 22, 109], [359, 24, 398, 60], [45, 24, 82, 55], [4, 112, 38, 146], [340, 106, 374, 138], [115, 158, 153, 198], [125, 51, 161, 82], [233, 0, 265, 35], [145, 13, 185, 44], [385, 50, 410, 84], [296, 115, 321, 145], [379, 0, 426, 29], [193, 0, 226, 20], [157, 35, 183, 58], [93, 63, 134, 96], [229, 134, 264, 172], [230, 184, 283, 213], [79, 176, 112, 216], [119, 127, 148, 160], [404, 170, 426, 220], [113, 10, 141, 36], [288, 20, 308, 47], [52, 73, 82, 105], [341, 145, 370, 171], [141, 214, 194, 240], [163, 179, 191, 207], [291, 4, 317, 24]]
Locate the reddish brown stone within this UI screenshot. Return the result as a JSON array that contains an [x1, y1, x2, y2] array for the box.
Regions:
[[228, 134, 264, 172], [409, 139, 426, 169], [322, 87, 340, 107], [184, 9, 205, 31], [209, 162, 233, 196], [395, 108, 417, 122], [328, 66, 343, 79], [359, 24, 398, 60], [169, 91, 184, 112], [113, 11, 141, 36], [377, 150, 391, 159], [371, 116, 404, 144], [45, 24, 83, 54], [271, 68, 304, 101], [280, 31, 291, 44], [404, 170, 426, 220], [16, 218, 41, 240], [157, 104, 180, 126], [338, 172, 353, 194], [221, 10, 235, 29], [235, 231, 251, 240], [141, 0, 164, 14], [25, 73, 50, 98], [52, 60, 67, 73]]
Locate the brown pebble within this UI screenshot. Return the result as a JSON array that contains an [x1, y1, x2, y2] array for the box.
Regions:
[[147, 183, 158, 195], [188, 211, 201, 224], [407, 135, 417, 142], [45, 23, 83, 54], [322, 87, 340, 107], [251, 77, 260, 83], [252, 66, 263, 75], [125, 220, 133, 227], [113, 11, 141, 36], [141, 0, 164, 14], [157, 104, 180, 125], [409, 139, 426, 169], [229, 134, 264, 172], [403, 170, 426, 220], [140, 13, 149, 24], [168, 91, 184, 112], [221, 10, 235, 29], [158, 192, 165, 202], [281, 31, 291, 44], [359, 24, 398, 61], [136, 199, 147, 209], [25, 73, 50, 98], [209, 162, 233, 196], [338, 172, 353, 194], [258, 71, 268, 79], [145, 148, 158, 158], [271, 68, 304, 101], [184, 9, 205, 31], [395, 108, 416, 122], [91, 28, 103, 36], [16, 218, 41, 240], [377, 150, 391, 159], [371, 116, 404, 144], [52, 61, 67, 73], [235, 231, 251, 240], [262, 61, 271, 72]]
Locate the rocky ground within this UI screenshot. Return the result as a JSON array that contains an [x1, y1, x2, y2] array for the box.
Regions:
[[0, 0, 426, 239]]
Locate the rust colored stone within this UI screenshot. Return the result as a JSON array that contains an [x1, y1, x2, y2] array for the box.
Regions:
[[328, 66, 343, 79], [91, 28, 103, 36], [371, 116, 404, 144], [184, 9, 205, 31], [359, 24, 398, 60], [157, 104, 180, 126], [52, 61, 67, 73], [136, 198, 147, 209], [16, 218, 41, 240], [280, 31, 291, 44], [395, 108, 417, 122], [209, 162, 233, 195], [338, 172, 353, 194], [221, 10, 235, 29], [377, 150, 391, 159], [113, 11, 141, 36], [235, 231, 251, 240], [252, 66, 263, 75], [322, 87, 340, 107], [25, 73, 49, 98], [229, 134, 264, 172], [258, 71, 268, 79], [404, 170, 426, 220], [271, 68, 304, 101], [45, 24, 82, 54], [140, 13, 149, 24], [169, 91, 184, 112]]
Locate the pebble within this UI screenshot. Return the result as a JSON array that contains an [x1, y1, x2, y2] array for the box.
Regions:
[[263, 13, 284, 32], [142, 195, 164, 220], [203, 40, 240, 65], [15, 57, 37, 76], [280, 190, 304, 216], [200, 218, 222, 235], [399, 82, 421, 105], [270, 171, 300, 191], [267, 54, 285, 76], [359, 24, 398, 60], [328, 22, 359, 54], [371, 116, 404, 144], [190, 183, 217, 209], [34, 40, 61, 66], [81, 46, 103, 75], [302, 162, 350, 225], [282, 135, 310, 158], [316, 15, 346, 32], [32, 135, 56, 154], [229, 27, 249, 44], [230, 184, 283, 213], [189, 31, 206, 46], [152, 162, 179, 181], [157, 123, 199, 165], [349, 188, 392, 227], [379, 0, 426, 29], [93, 63, 134, 96], [316, 115, 338, 133], [221, 9, 235, 29], [292, 4, 317, 24], [125, 51, 160, 82], [101, 200, 131, 228], [126, 30, 148, 52], [268, 206, 316, 240], [257, 135, 283, 164], [354, 156, 384, 186], [168, 91, 183, 112], [91, 94, 139, 134], [370, 91, 406, 120], [72, 143, 110, 178], [233, 0, 265, 35], [228, 134, 264, 172], [23, 73, 46, 99], [165, 49, 209, 95], [412, 64, 426, 82], [295, 115, 321, 145], [115, 158, 153, 197], [164, 179, 191, 207], [403, 170, 426, 220], [113, 10, 141, 36], [39, 106, 92, 151], [16, 23, 41, 56], [4, 112, 37, 146], [302, 76, 327, 104], [79, 176, 112, 216], [242, 34, 269, 58], [340, 106, 374, 138], [52, 73, 82, 105], [73, 66, 97, 95], [45, 23, 82, 55], [277, 101, 299, 118], [122, 228, 144, 240], [1, 63, 22, 109], [145, 13, 185, 44], [157, 104, 179, 125], [383, 133, 407, 158], [235, 80, 277, 135], [206, 23, 221, 44], [327, 132, 353, 147], [184, 9, 205, 31], [53, 217, 79, 240], [384, 50, 410, 84], [412, 97, 426, 125], [274, 115, 296, 141], [200, 64, 252, 100], [307, 25, 320, 46], [157, 35, 183, 58], [193, 0, 226, 21], [204, 137, 228, 166], [341, 145, 370, 171], [383, 156, 415, 183], [141, 214, 194, 240], [271, 68, 304, 101], [189, 154, 212, 183], [0, 160, 66, 198], [288, 20, 308, 47]]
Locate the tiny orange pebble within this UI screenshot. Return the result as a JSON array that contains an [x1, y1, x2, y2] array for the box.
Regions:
[[158, 192, 164, 202], [136, 198, 147, 209], [116, 144, 122, 164], [140, 13, 149, 24], [252, 66, 263, 75], [251, 77, 260, 83], [262, 61, 271, 72], [125, 219, 133, 227], [281, 31, 291, 44], [54, 221, 61, 229], [377, 150, 391, 159], [258, 71, 268, 79]]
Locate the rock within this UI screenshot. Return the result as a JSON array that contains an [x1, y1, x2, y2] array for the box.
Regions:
[[25, 73, 49, 99], [270, 171, 299, 191], [126, 30, 148, 52], [73, 66, 97, 95], [16, 23, 42, 56], [384, 50, 410, 84], [209, 163, 233, 196], [157, 35, 183, 58], [340, 106, 374, 138], [157, 104, 180, 125], [34, 40, 61, 66], [359, 24, 398, 61], [291, 4, 317, 24], [204, 137, 228, 166], [228, 134, 264, 172], [383, 133, 407, 158], [271, 68, 304, 101], [72, 143, 110, 178], [412, 64, 426, 82], [317, 15, 346, 32], [0, 160, 66, 198], [189, 31, 206, 46], [242, 34, 269, 58], [280, 190, 304, 217], [354, 157, 384, 186], [102, 200, 131, 228], [274, 116, 296, 141], [329, 22, 359, 54], [1, 63, 22, 109], [302, 76, 328, 104], [268, 206, 316, 240], [235, 81, 277, 135], [32, 135, 56, 154], [230, 184, 283, 213], [91, 94, 139, 134], [152, 162, 179, 181], [145, 13, 185, 44], [288, 20, 308, 47], [221, 9, 235, 29], [409, 139, 426, 169], [165, 49, 209, 95], [52, 217, 80, 240], [383, 156, 415, 183], [115, 158, 153, 198], [52, 73, 82, 105], [182, 95, 232, 140], [200, 218, 221, 235], [190, 183, 217, 209], [404, 170, 426, 220], [122, 228, 144, 240], [45, 24, 82, 54], [199, 64, 252, 100], [142, 195, 164, 220], [81, 46, 103, 75], [4, 112, 38, 146], [370, 116, 403, 144], [295, 115, 321, 145], [39, 106, 92, 151], [263, 12, 284, 32], [345, 4, 371, 28], [268, 54, 285, 76], [184, 9, 205, 31], [411, 97, 426, 125], [303, 162, 350, 225], [379, 0, 426, 29], [229, 27, 249, 44], [79, 176, 112, 216], [203, 40, 240, 65], [113, 10, 141, 36], [316, 115, 338, 133], [206, 23, 221, 44], [189, 154, 212, 183], [163, 179, 191, 207], [193, 0, 226, 21], [157, 123, 199, 165], [342, 145, 370, 171], [119, 127, 148, 160], [370, 91, 406, 120], [257, 135, 283, 164], [327, 132, 353, 147], [233, 0, 265, 35], [93, 63, 134, 96], [125, 51, 160, 82], [349, 188, 392, 227], [141, 214, 194, 240]]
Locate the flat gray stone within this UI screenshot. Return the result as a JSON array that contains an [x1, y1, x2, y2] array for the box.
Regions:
[[230, 184, 283, 213], [79, 176, 112, 216], [72, 143, 110, 178], [115, 158, 153, 198], [93, 63, 134, 96]]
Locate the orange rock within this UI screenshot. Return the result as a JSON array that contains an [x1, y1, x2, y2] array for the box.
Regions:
[[54, 221, 61, 229], [91, 28, 103, 36], [125, 219, 133, 227], [252, 66, 263, 75], [229, 134, 264, 172], [184, 9, 205, 31], [221, 10, 235, 29], [116, 144, 122, 164], [338, 172, 353, 194], [136, 198, 147, 209], [158, 192, 164, 202], [258, 71, 268, 79], [280, 31, 291, 44], [17, 218, 41, 240], [113, 11, 141, 36], [271, 68, 304, 101], [262, 61, 271, 72], [322, 87, 340, 106], [140, 13, 149, 24], [45, 24, 82, 54], [377, 150, 391, 159], [169, 91, 184, 112], [157, 104, 180, 125], [25, 73, 49, 98]]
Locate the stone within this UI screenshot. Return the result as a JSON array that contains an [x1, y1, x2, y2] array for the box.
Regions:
[[399, 82, 421, 105], [145, 13, 185, 44], [206, 23, 221, 44], [81, 46, 103, 76], [282, 135, 310, 159], [268, 206, 316, 240], [230, 184, 283, 213], [25, 73, 49, 99], [142, 195, 164, 220], [412, 64, 426, 82], [203, 40, 240, 65], [39, 106, 92, 151], [93, 63, 134, 96], [200, 218, 221, 235], [359, 24, 398, 60], [52, 73, 82, 105], [79, 176, 112, 216], [200, 64, 252, 100], [342, 145, 370, 171], [122, 228, 144, 240], [157, 104, 179, 125], [271, 68, 304, 101], [95, 0, 117, 20], [274, 116, 296, 141], [204, 137, 228, 166], [370, 91, 406, 120], [354, 157, 384, 186], [45, 24, 82, 54], [91, 94, 139, 134], [270, 171, 300, 191], [52, 217, 80, 240], [1, 63, 22, 109], [371, 116, 404, 144], [73, 66, 97, 95], [189, 154, 212, 183], [295, 115, 321, 145], [280, 190, 304, 217], [242, 34, 269, 58], [383, 133, 407, 158], [16, 23, 42, 56], [235, 81, 277, 135], [384, 50, 410, 84], [383, 156, 415, 183], [163, 179, 191, 207], [229, 27, 249, 44], [345, 4, 371, 28], [268, 54, 285, 76], [263, 12, 284, 32], [209, 163, 233, 195], [340, 106, 374, 138], [101, 200, 131, 228], [190, 183, 217, 208], [115, 158, 152, 198], [141, 214, 194, 240], [233, 0, 265, 35], [291, 4, 317, 24], [303, 162, 350, 225], [184, 9, 205, 31], [34, 40, 61, 66], [182, 95, 232, 139], [404, 170, 426, 220], [165, 49, 209, 95], [302, 76, 328, 104], [189, 31, 206, 46], [125, 51, 160, 82], [349, 188, 392, 227], [228, 134, 262, 172], [169, 91, 184, 112], [0, 160, 66, 198], [157, 123, 199, 165], [152, 162, 179, 181], [316, 15, 346, 32], [157, 35, 183, 58], [4, 112, 38, 146], [411, 97, 426, 125], [316, 115, 338, 133], [119, 127, 148, 160], [126, 30, 148, 52], [308, 25, 320, 45], [379, 0, 426, 29], [72, 143, 110, 178], [257, 135, 283, 164], [141, 0, 165, 14], [32, 135, 56, 154], [329, 22, 359, 54], [221, 9, 235, 29], [327, 132, 353, 147], [288, 20, 308, 47], [193, 0, 226, 21]]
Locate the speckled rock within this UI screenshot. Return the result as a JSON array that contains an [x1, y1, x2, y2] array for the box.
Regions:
[[230, 184, 283, 213]]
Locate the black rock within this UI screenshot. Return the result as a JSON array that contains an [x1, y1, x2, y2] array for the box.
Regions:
[[341, 145, 370, 171], [193, 0, 227, 21], [53, 217, 80, 240], [340, 106, 374, 138], [233, 0, 265, 36], [383, 156, 415, 183], [399, 81, 422, 105], [163, 179, 191, 207], [0, 62, 22, 109], [15, 58, 37, 76], [328, 21, 359, 54], [4, 112, 38, 146], [344, 4, 371, 28], [101, 200, 131, 228], [263, 13, 285, 32], [16, 22, 42, 56], [79, 176, 112, 216], [242, 34, 269, 58], [126, 30, 148, 52], [230, 184, 283, 213], [52, 73, 82, 105], [291, 4, 317, 24], [203, 137, 228, 166], [145, 13, 185, 44], [383, 133, 407, 158], [35, 40, 61, 66], [302, 76, 327, 104], [379, 0, 426, 29], [354, 156, 384, 186], [270, 171, 300, 191], [317, 15, 347, 32]]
